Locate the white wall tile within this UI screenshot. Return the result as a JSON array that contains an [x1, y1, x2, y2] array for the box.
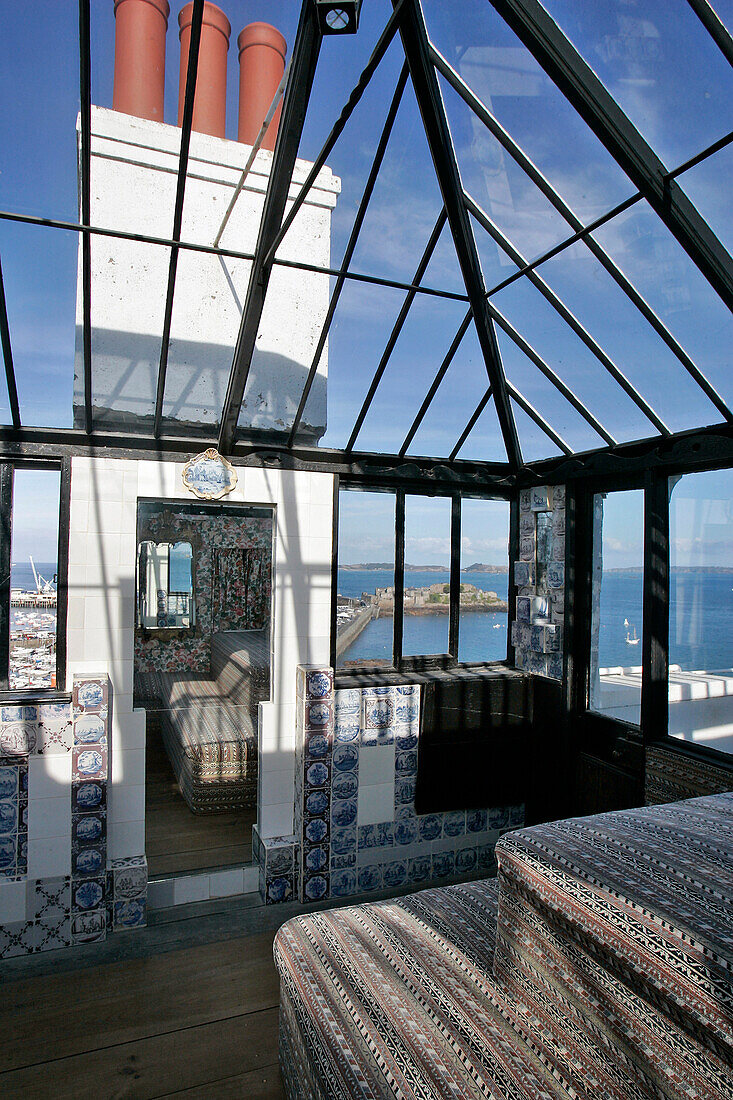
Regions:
[[28, 755, 72, 801], [0, 882, 27, 923], [173, 874, 210, 905], [259, 801, 294, 839], [260, 767, 295, 808], [108, 783, 145, 824], [28, 836, 71, 878], [28, 797, 71, 841], [209, 868, 244, 898], [147, 879, 176, 909], [108, 819, 145, 860], [111, 748, 145, 786], [359, 743, 396, 788], [358, 782, 395, 827], [243, 865, 259, 894]]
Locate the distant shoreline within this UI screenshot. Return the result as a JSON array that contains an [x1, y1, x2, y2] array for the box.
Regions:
[[340, 564, 733, 574]]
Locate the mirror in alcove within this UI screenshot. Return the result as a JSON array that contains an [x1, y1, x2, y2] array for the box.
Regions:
[[134, 499, 273, 880]]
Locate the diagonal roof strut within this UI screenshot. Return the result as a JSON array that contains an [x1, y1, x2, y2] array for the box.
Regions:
[[395, 0, 521, 469], [489, 0, 733, 312]]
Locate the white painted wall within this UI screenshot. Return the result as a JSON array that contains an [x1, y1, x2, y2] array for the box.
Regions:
[[74, 107, 340, 438], [66, 454, 335, 859]]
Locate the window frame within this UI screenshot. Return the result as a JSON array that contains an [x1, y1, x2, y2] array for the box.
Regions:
[[331, 479, 513, 676], [0, 455, 70, 699]]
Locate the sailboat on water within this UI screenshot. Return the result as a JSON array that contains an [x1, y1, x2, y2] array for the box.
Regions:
[[625, 618, 640, 645]]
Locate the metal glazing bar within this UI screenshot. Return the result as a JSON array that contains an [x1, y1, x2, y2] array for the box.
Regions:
[[489, 0, 733, 310], [449, 495, 461, 657], [466, 193, 671, 436], [346, 209, 447, 452], [218, 2, 322, 454], [154, 0, 204, 438], [264, 0, 407, 269], [396, 0, 521, 468], [481, 129, 733, 302], [686, 0, 733, 65], [287, 66, 409, 447], [214, 55, 292, 248], [394, 490, 405, 665], [432, 45, 732, 424], [0, 206, 468, 303], [55, 456, 71, 692], [0, 465, 12, 688], [449, 386, 493, 461], [0, 258, 20, 430], [78, 0, 93, 434], [487, 301, 616, 446], [506, 382, 572, 455], [399, 308, 472, 455]]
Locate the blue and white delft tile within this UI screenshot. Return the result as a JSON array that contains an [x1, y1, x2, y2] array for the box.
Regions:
[[1, 706, 36, 723], [72, 812, 106, 846], [334, 718, 359, 744], [330, 825, 357, 856], [0, 723, 37, 757], [0, 800, 17, 836], [466, 809, 488, 834], [266, 875, 294, 905], [513, 648, 530, 672], [418, 814, 442, 842], [71, 908, 107, 944], [477, 844, 498, 873], [265, 842, 294, 877], [394, 725, 418, 751], [331, 797, 357, 829], [443, 811, 466, 838], [513, 561, 535, 588], [408, 856, 432, 884], [0, 836, 17, 874], [112, 861, 147, 901], [519, 536, 535, 562], [304, 669, 333, 701], [455, 847, 478, 874], [552, 536, 565, 562], [358, 822, 393, 850], [303, 816, 329, 845], [509, 804, 525, 827], [547, 562, 565, 589], [516, 596, 531, 623], [530, 485, 552, 511], [72, 877, 106, 912], [546, 653, 563, 680], [394, 777, 416, 808], [488, 807, 511, 830], [303, 873, 329, 901], [0, 920, 36, 959], [331, 851, 356, 870], [37, 913, 72, 951], [519, 511, 535, 536], [331, 770, 358, 802], [362, 692, 394, 730], [113, 899, 147, 930], [431, 850, 455, 879], [72, 747, 107, 782], [0, 766, 18, 800], [304, 761, 330, 789], [552, 484, 566, 505], [72, 780, 106, 812], [528, 651, 548, 676], [73, 678, 108, 711], [71, 843, 106, 879], [395, 685, 417, 697], [383, 860, 407, 888], [395, 749, 418, 777], [305, 787, 330, 817], [304, 846, 328, 874], [357, 864, 382, 893], [519, 489, 531, 513], [333, 687, 360, 719], [305, 731, 331, 759], [302, 699, 333, 734], [330, 868, 357, 897], [394, 698, 419, 727], [332, 743, 358, 772], [73, 713, 107, 747], [393, 815, 418, 847], [28, 876, 71, 921]]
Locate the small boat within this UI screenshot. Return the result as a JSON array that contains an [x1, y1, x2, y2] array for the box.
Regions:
[[626, 624, 640, 645]]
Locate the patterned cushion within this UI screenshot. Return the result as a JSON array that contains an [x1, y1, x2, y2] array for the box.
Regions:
[[645, 742, 733, 805], [275, 795, 733, 1099]]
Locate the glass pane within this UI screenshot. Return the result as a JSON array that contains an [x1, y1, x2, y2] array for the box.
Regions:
[[669, 469, 733, 755], [336, 490, 395, 669], [454, 393, 511, 464], [355, 293, 470, 454], [592, 200, 733, 411], [542, 0, 733, 169], [459, 498, 510, 663], [0, 2, 80, 222], [589, 489, 645, 723], [0, 222, 76, 429], [403, 495, 451, 657], [10, 469, 61, 690], [511, 400, 565, 463], [677, 142, 733, 261], [424, 0, 635, 225]]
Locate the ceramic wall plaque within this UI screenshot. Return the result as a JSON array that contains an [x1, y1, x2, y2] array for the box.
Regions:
[[181, 448, 238, 501]]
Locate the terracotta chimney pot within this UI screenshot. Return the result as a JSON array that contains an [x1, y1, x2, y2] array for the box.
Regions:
[[113, 0, 170, 122], [237, 22, 287, 150], [178, 1, 231, 139]]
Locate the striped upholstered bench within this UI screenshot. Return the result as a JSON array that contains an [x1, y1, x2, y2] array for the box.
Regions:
[[274, 793, 733, 1099]]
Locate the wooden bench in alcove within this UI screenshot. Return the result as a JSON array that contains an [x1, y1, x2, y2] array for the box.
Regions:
[[134, 629, 269, 814]]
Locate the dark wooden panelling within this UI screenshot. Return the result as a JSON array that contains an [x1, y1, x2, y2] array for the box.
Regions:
[[574, 751, 643, 816]]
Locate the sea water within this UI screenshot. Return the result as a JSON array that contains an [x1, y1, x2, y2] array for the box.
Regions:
[[339, 569, 733, 670]]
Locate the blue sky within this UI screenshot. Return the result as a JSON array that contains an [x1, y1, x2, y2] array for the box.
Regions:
[[0, 1, 731, 565]]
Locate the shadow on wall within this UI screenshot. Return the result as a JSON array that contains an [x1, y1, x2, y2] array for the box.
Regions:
[[72, 328, 327, 441]]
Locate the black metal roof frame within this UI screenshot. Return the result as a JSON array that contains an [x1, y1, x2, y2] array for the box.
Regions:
[[0, 0, 730, 488]]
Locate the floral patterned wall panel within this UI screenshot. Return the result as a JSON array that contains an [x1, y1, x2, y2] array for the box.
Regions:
[[135, 501, 273, 673]]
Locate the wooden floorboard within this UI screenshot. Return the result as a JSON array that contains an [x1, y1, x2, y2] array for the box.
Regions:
[[1, 927, 285, 1099], [145, 716, 255, 877]]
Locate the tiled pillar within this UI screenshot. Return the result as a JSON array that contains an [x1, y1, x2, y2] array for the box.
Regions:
[[295, 666, 334, 902], [512, 484, 565, 679]]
